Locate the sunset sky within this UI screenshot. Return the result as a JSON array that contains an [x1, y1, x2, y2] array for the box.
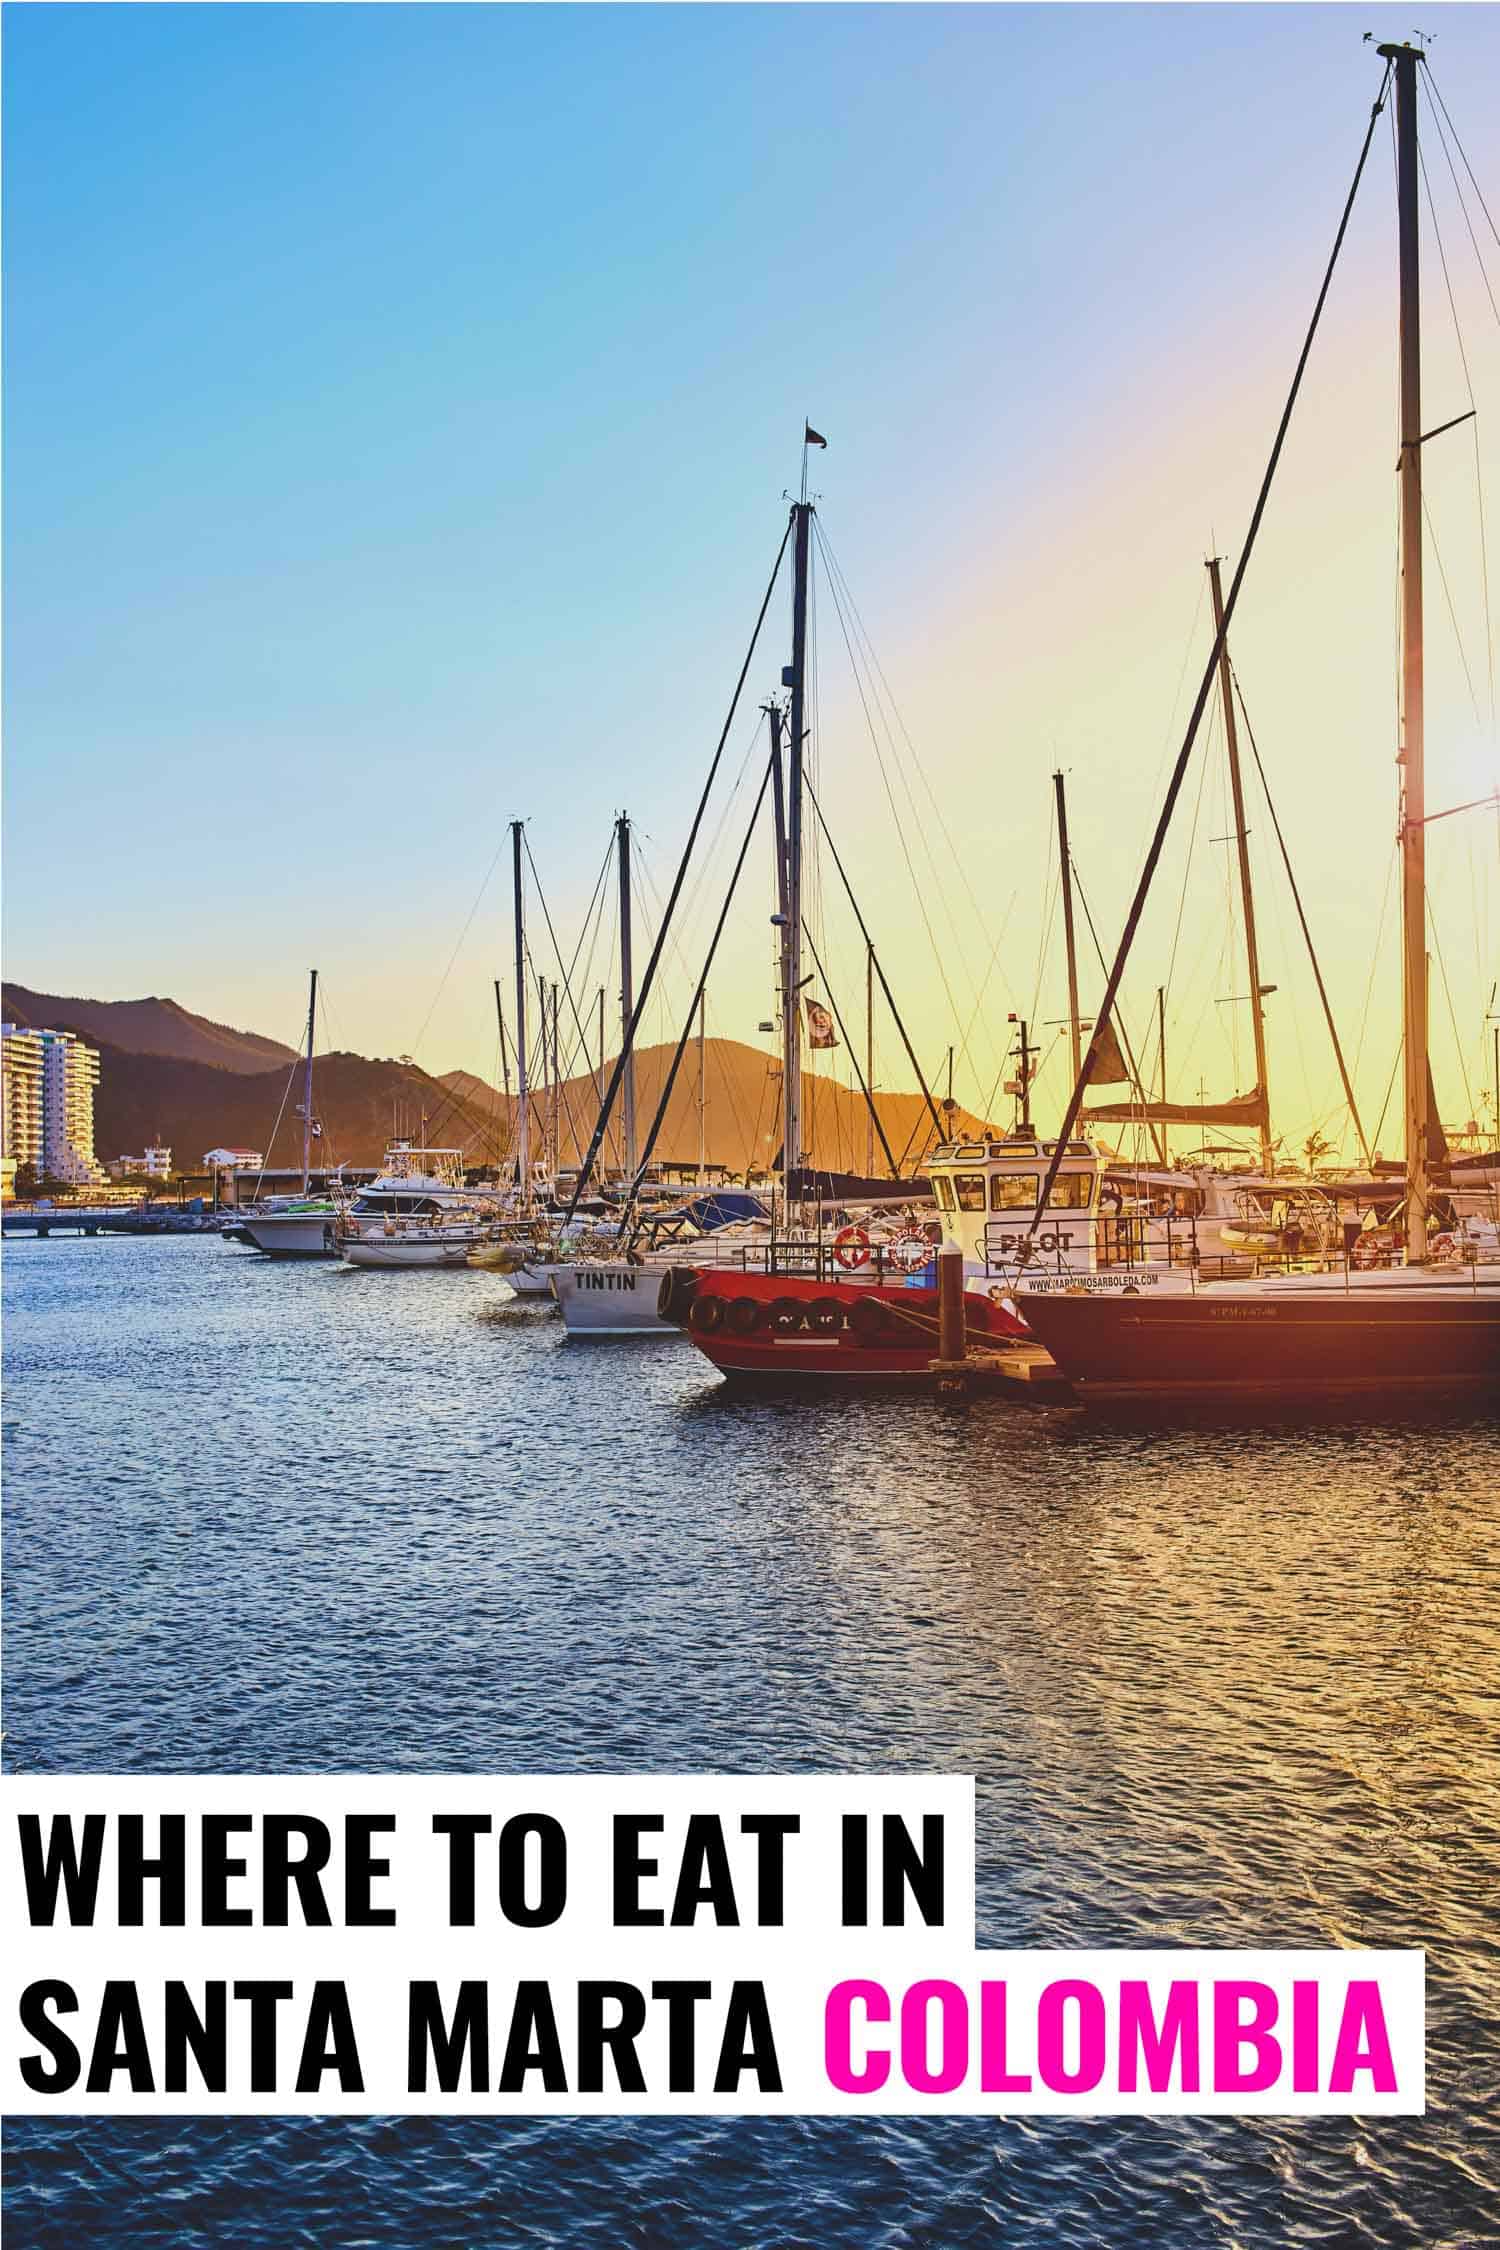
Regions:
[[6, 4, 1499, 1165]]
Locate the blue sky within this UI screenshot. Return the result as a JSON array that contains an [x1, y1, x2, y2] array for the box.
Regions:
[[6, 6, 1499, 1154]]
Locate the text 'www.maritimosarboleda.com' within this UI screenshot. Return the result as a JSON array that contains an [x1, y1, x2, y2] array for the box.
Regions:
[[0, 1776, 1423, 2115]]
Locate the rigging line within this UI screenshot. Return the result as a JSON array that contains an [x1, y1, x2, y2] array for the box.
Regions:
[[624, 749, 778, 1217], [815, 530, 996, 1041], [1231, 670, 1373, 1167], [1065, 856, 1169, 1165], [407, 829, 509, 1063], [814, 540, 976, 1042], [1163, 689, 1218, 1005], [812, 518, 993, 941], [1422, 61, 1500, 264], [1426, 885, 1479, 1128], [1027, 59, 1393, 1235], [800, 920, 901, 1178], [804, 775, 946, 1141], [564, 514, 790, 1220], [523, 830, 614, 1120], [1417, 125, 1497, 729], [1421, 492, 1483, 724], [1369, 1040, 1404, 1161]]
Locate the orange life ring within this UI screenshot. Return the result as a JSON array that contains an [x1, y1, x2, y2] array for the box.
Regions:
[[834, 1224, 871, 1271], [888, 1230, 931, 1273], [1350, 1234, 1384, 1270]]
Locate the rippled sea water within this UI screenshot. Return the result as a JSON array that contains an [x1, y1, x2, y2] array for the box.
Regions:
[[4, 1235, 1498, 2247]]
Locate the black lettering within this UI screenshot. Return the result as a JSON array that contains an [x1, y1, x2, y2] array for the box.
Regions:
[[119, 1814, 188, 1926], [740, 1815, 798, 1926], [613, 1814, 665, 1925], [345, 1814, 396, 1926], [262, 1817, 334, 1927], [432, 1814, 492, 1925], [297, 1981, 364, 2093], [201, 1814, 253, 1927], [164, 1981, 227, 2093], [17, 1815, 105, 1926], [18, 1980, 79, 2092], [576, 1982, 647, 2093], [498, 1981, 566, 2092], [233, 1981, 294, 2091], [880, 1813, 945, 1926], [497, 1814, 566, 1928], [652, 1980, 711, 2092], [408, 1980, 489, 2092], [670, 1815, 739, 1926], [87, 1981, 154, 2092], [715, 1981, 781, 2092], [841, 1813, 868, 1926]]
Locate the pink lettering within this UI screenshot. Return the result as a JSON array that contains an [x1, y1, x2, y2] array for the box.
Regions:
[[1037, 1979, 1106, 2094], [825, 1980, 890, 2094], [979, 1981, 1032, 2093], [1214, 1981, 1281, 2092], [900, 1979, 967, 2095], [1329, 1980, 1398, 2095], [1119, 1978, 1200, 2093]]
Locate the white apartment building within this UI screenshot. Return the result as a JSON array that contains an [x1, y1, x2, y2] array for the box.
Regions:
[[107, 1145, 172, 1181], [1, 1025, 107, 1187]]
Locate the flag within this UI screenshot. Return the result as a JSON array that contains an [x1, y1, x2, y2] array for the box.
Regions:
[[1091, 1014, 1128, 1084], [311, 1120, 323, 1140], [804, 423, 828, 449], [805, 997, 838, 1049]]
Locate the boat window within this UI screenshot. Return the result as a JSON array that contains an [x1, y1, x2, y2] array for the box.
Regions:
[[990, 1173, 1040, 1210], [954, 1174, 988, 1213], [932, 1177, 955, 1212], [1048, 1174, 1095, 1210]]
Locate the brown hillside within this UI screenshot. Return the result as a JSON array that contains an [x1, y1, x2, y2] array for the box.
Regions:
[[438, 1038, 991, 1176], [3, 984, 297, 1074]]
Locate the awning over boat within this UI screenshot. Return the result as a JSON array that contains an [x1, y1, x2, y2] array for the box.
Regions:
[[665, 1190, 771, 1232]]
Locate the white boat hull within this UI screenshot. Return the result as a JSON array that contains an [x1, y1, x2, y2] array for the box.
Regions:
[[553, 1262, 679, 1335], [240, 1211, 338, 1258], [340, 1231, 483, 1269]]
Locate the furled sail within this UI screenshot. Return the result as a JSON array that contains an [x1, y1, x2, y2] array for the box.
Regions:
[[1084, 1085, 1269, 1128]]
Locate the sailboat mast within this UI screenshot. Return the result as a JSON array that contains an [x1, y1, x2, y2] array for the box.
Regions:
[[550, 983, 561, 1179], [697, 990, 707, 1186], [1206, 554, 1275, 1175], [866, 940, 875, 1178], [511, 820, 529, 1199], [617, 812, 638, 1179], [1381, 42, 1430, 1262], [784, 501, 812, 1205], [1053, 772, 1083, 1087], [301, 968, 318, 1193]]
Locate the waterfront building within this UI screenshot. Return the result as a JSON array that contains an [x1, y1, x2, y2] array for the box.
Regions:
[[203, 1146, 264, 1172], [107, 1144, 172, 1181], [1, 1024, 106, 1186]]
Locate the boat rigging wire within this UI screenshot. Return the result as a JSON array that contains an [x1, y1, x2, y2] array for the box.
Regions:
[[1027, 58, 1395, 1236], [799, 921, 901, 1177], [563, 512, 793, 1218], [1232, 670, 1373, 1165]]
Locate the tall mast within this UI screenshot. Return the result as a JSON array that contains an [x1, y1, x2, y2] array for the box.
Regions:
[[768, 701, 793, 1209], [617, 812, 637, 1178], [300, 968, 318, 1193], [1207, 554, 1275, 1175], [511, 820, 529, 1199], [697, 990, 707, 1186], [865, 939, 875, 1177], [550, 983, 561, 1179], [1053, 772, 1083, 1087], [1380, 41, 1430, 1262], [783, 500, 813, 1205]]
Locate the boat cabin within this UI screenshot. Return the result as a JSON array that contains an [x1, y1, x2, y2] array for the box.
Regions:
[[925, 1134, 1107, 1274]]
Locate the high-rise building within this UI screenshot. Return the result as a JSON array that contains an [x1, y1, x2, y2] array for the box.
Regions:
[[1, 1025, 106, 1187]]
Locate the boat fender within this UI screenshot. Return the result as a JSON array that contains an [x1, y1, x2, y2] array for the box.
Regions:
[[688, 1294, 725, 1335], [657, 1266, 699, 1324], [807, 1296, 845, 1335], [724, 1295, 762, 1336], [834, 1224, 871, 1271], [769, 1296, 805, 1335], [848, 1293, 889, 1343]]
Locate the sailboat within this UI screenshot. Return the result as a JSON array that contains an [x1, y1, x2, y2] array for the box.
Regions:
[[233, 971, 342, 1258], [1017, 44, 1500, 1405]]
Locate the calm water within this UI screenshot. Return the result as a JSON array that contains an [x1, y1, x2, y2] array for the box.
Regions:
[[3, 1235, 1498, 2247]]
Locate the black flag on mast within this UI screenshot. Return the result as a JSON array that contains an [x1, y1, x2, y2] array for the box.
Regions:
[[804, 423, 828, 448]]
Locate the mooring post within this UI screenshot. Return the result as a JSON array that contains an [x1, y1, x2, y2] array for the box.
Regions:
[[937, 1243, 965, 1364]]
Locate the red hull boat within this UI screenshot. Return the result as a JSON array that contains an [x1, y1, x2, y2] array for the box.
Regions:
[[674, 1268, 1027, 1384]]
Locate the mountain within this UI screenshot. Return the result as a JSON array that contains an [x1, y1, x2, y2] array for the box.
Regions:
[[437, 1037, 992, 1177], [2, 984, 297, 1074], [91, 1045, 509, 1174]]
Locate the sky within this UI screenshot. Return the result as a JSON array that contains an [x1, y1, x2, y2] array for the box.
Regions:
[[5, 2, 1499, 1166]]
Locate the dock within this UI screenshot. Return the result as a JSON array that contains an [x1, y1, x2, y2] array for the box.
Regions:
[[928, 1343, 1073, 1400]]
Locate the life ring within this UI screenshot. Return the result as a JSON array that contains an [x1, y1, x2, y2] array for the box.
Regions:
[[688, 1293, 724, 1335], [834, 1224, 871, 1271], [888, 1231, 931, 1274], [1350, 1235, 1384, 1270], [1429, 1231, 1458, 1262], [724, 1296, 761, 1336]]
